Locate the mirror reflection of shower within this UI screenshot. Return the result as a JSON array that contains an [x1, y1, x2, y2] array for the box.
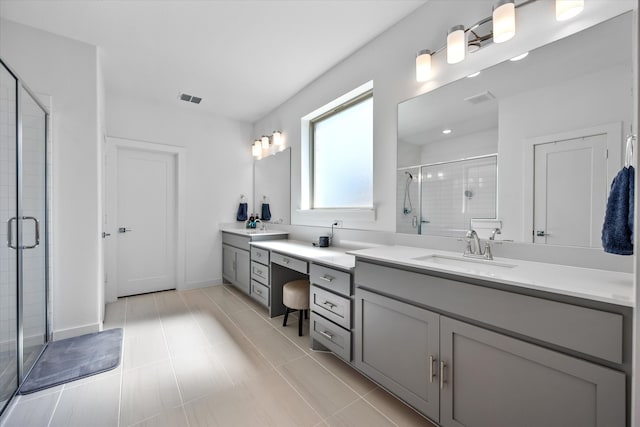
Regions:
[[403, 171, 413, 215]]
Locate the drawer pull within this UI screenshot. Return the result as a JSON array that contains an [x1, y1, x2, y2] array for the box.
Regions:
[[255, 269, 263, 275], [282, 257, 290, 264], [429, 355, 436, 383], [440, 361, 447, 389], [318, 330, 334, 340], [319, 275, 334, 282], [256, 252, 262, 257], [254, 288, 263, 296], [322, 300, 337, 309]]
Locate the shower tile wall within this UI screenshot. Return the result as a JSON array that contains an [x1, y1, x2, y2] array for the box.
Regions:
[[420, 157, 497, 237], [396, 168, 420, 234]]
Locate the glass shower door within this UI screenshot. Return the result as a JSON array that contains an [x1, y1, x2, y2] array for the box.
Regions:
[[0, 61, 18, 413], [19, 86, 48, 377]]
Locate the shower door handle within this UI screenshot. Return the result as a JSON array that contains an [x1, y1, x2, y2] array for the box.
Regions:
[[6, 216, 40, 249], [7, 217, 17, 249], [22, 216, 40, 249]]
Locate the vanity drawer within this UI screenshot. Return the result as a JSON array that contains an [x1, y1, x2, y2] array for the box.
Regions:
[[311, 285, 351, 330], [271, 252, 307, 274], [222, 232, 250, 251], [251, 247, 270, 265], [250, 280, 269, 307], [310, 264, 351, 297], [251, 261, 269, 284], [311, 312, 351, 362]]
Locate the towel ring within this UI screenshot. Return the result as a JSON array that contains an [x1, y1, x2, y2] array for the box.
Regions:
[[625, 134, 636, 168]]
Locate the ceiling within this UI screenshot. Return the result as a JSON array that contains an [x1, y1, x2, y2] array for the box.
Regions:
[[0, 0, 427, 123]]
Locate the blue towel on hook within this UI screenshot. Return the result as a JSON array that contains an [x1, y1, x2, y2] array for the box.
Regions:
[[602, 166, 634, 255], [261, 203, 271, 221], [236, 203, 248, 221]]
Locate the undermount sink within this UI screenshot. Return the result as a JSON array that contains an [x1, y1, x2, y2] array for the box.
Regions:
[[412, 254, 517, 270]]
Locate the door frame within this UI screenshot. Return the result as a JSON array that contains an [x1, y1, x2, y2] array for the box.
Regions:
[[523, 122, 622, 243], [104, 136, 186, 303]]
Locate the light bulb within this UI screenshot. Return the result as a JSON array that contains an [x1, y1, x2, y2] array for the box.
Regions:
[[447, 25, 466, 64], [272, 131, 283, 146], [252, 140, 261, 157], [416, 49, 432, 82], [261, 136, 269, 149], [493, 0, 515, 43]]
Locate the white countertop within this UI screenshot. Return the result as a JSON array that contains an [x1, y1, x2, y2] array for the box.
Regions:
[[347, 245, 634, 307], [221, 228, 289, 238], [250, 240, 356, 271]]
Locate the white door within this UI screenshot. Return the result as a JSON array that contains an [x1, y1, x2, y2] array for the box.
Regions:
[[109, 146, 177, 297], [533, 134, 607, 247]]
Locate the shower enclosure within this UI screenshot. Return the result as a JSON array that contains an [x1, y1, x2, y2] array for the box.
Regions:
[[0, 58, 50, 415]]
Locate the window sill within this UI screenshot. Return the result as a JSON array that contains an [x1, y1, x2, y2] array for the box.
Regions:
[[294, 208, 376, 226]]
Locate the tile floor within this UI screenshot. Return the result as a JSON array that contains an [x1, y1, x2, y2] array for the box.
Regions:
[[0, 285, 437, 427]]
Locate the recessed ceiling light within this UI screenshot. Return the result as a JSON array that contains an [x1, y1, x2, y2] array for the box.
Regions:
[[467, 71, 481, 78], [510, 52, 529, 61], [442, 129, 452, 134]]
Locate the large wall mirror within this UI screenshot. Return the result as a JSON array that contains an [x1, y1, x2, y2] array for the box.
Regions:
[[397, 12, 633, 247], [254, 148, 291, 224]]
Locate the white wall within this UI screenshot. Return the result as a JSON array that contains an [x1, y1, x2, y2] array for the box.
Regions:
[[106, 94, 253, 289], [0, 19, 102, 339], [252, 0, 635, 232], [420, 128, 497, 165]]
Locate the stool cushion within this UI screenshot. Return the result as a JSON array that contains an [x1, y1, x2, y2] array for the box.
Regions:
[[283, 280, 310, 310]]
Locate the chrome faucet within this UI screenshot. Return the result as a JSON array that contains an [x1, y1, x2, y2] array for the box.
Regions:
[[464, 229, 494, 260]]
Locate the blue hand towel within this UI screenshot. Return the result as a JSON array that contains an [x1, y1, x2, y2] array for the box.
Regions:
[[236, 202, 248, 221], [261, 203, 271, 221], [602, 166, 634, 255]]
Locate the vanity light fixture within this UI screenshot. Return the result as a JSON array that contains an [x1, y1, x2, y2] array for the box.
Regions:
[[492, 0, 516, 43], [414, 0, 586, 82], [416, 49, 432, 82], [252, 140, 262, 157], [272, 130, 283, 146], [555, 0, 584, 21], [509, 51, 529, 61], [447, 25, 466, 64]]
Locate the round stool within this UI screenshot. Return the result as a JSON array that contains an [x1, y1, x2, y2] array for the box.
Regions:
[[282, 279, 310, 336]]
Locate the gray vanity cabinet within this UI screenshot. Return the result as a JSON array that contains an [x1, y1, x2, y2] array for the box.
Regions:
[[439, 317, 625, 427], [355, 288, 441, 422], [354, 261, 627, 426], [222, 243, 250, 294]]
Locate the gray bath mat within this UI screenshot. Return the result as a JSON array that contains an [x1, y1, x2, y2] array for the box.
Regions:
[[19, 328, 123, 394]]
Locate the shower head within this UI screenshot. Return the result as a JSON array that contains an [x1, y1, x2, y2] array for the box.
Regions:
[[405, 171, 413, 179]]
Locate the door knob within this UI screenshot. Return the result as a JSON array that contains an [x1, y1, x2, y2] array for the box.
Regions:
[[102, 232, 111, 238], [118, 227, 133, 233]]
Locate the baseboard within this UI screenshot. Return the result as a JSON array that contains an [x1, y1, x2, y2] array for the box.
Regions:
[[180, 278, 223, 291], [52, 322, 101, 341]]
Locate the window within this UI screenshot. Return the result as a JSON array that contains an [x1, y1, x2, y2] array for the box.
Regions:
[[308, 88, 373, 209]]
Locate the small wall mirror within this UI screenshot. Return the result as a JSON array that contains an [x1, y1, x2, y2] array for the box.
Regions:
[[254, 148, 291, 224], [397, 12, 633, 246]]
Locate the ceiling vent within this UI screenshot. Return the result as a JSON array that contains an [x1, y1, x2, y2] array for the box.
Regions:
[[464, 90, 496, 105], [178, 93, 202, 104]]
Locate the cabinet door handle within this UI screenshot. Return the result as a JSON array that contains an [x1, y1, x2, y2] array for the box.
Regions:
[[319, 275, 334, 282], [318, 330, 333, 340], [440, 360, 447, 389], [429, 355, 437, 383]]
